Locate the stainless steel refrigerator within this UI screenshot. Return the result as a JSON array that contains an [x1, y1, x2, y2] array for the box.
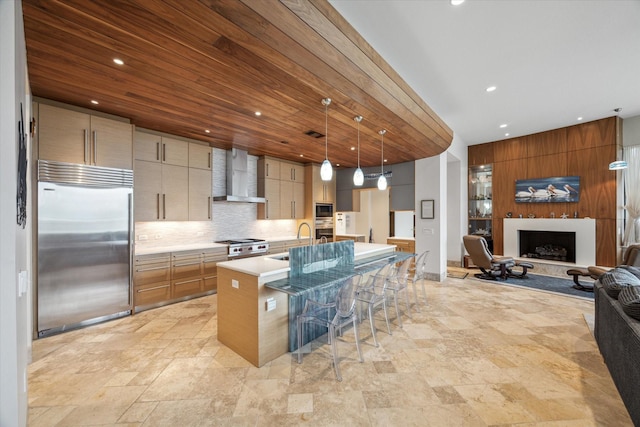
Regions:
[[37, 160, 133, 338]]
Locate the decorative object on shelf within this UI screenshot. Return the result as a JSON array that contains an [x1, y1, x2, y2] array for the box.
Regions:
[[506, 212, 512, 218], [421, 199, 434, 219], [377, 129, 387, 190], [550, 212, 555, 218], [609, 160, 628, 170], [352, 115, 364, 186], [515, 175, 580, 203], [561, 213, 569, 219], [574, 211, 579, 218], [528, 213, 535, 218], [320, 98, 332, 181]]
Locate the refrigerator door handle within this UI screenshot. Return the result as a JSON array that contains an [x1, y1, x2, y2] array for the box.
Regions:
[[128, 192, 133, 307]]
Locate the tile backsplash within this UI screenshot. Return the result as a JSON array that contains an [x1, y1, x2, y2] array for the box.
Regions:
[[135, 148, 299, 249]]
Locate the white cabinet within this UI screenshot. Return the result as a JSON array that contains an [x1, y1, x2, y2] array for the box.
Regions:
[[189, 143, 212, 170], [38, 103, 132, 169], [306, 163, 335, 203], [189, 168, 212, 220]]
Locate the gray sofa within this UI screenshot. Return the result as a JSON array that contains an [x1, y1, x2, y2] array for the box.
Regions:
[[594, 279, 640, 426]]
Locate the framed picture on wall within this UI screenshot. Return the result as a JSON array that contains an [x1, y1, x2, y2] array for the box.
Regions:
[[421, 199, 434, 219]]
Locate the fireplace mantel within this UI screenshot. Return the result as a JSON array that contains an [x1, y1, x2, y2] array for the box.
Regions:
[[503, 218, 596, 266]]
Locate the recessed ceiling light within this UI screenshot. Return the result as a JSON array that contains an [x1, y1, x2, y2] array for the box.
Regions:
[[254, 111, 261, 116], [299, 154, 303, 157], [499, 124, 508, 128], [90, 100, 99, 105], [577, 117, 583, 121], [486, 86, 497, 92], [451, 0, 465, 5], [384, 159, 387, 163], [113, 58, 124, 65], [336, 163, 340, 167], [505, 133, 510, 137], [205, 129, 210, 133], [350, 146, 355, 151]]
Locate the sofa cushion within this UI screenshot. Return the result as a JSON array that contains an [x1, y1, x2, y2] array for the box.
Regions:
[[618, 285, 640, 321], [600, 268, 640, 299]]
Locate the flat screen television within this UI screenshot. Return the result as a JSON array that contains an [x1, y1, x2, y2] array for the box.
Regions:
[[515, 175, 580, 203]]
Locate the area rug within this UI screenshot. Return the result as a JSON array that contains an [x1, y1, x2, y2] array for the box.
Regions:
[[447, 271, 469, 279], [470, 272, 594, 299]]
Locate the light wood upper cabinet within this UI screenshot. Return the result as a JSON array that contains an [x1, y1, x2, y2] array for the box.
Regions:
[[258, 157, 305, 219], [39, 103, 132, 169], [189, 167, 212, 220], [134, 131, 188, 166], [306, 163, 335, 203], [134, 160, 188, 221], [189, 143, 212, 170]]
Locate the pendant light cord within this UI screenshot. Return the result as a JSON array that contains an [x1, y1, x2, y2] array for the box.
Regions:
[[357, 118, 360, 168], [324, 101, 329, 160]]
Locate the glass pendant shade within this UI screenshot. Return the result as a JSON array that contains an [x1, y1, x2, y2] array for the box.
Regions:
[[353, 115, 364, 186], [377, 174, 387, 190], [320, 159, 333, 181], [609, 160, 628, 170], [353, 167, 364, 186], [321, 98, 332, 181]]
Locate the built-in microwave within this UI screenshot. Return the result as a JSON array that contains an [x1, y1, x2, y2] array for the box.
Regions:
[[315, 203, 334, 218]]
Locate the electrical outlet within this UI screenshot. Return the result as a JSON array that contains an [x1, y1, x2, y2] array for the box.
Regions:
[[232, 279, 239, 289], [423, 228, 434, 234], [266, 298, 277, 311]]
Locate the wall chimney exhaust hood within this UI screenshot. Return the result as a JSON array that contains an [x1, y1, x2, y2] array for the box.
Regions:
[[213, 148, 266, 203]]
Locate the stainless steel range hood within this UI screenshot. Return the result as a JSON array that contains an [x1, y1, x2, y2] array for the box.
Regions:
[[213, 148, 266, 203]]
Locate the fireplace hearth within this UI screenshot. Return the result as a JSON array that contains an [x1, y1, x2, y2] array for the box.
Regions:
[[519, 230, 575, 263]]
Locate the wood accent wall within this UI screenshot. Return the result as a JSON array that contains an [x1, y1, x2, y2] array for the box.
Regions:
[[469, 117, 618, 266]]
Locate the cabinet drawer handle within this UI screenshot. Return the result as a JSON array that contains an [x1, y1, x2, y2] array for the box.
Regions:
[[173, 261, 201, 267], [136, 265, 169, 272], [137, 284, 170, 292], [156, 142, 160, 161], [175, 278, 201, 286], [204, 275, 217, 280]]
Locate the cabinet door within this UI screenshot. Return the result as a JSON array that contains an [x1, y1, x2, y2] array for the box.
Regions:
[[134, 160, 162, 221], [189, 168, 212, 220], [38, 104, 90, 164], [189, 143, 212, 170], [293, 181, 305, 218], [161, 137, 189, 166], [258, 178, 280, 219], [310, 165, 335, 202], [134, 131, 161, 162], [280, 180, 294, 219], [162, 164, 189, 220], [263, 158, 280, 179], [90, 116, 132, 169]]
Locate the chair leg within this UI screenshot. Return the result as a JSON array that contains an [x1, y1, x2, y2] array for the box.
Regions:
[[412, 281, 421, 312], [297, 318, 304, 364], [382, 298, 392, 335], [403, 288, 412, 319], [367, 303, 379, 347], [352, 316, 363, 363], [393, 291, 403, 329], [329, 325, 341, 381]]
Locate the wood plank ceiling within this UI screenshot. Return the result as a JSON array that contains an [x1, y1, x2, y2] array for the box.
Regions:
[[22, 0, 453, 168]]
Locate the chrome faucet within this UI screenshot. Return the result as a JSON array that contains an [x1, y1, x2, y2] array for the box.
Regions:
[[319, 236, 328, 244], [297, 222, 312, 246]]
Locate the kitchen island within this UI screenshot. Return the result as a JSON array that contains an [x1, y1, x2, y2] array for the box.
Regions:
[[216, 242, 410, 367]]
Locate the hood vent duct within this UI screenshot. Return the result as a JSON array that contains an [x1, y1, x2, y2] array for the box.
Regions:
[[213, 148, 266, 203]]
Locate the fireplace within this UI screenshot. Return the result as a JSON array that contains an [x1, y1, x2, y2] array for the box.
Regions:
[[503, 218, 595, 266], [519, 230, 576, 263]]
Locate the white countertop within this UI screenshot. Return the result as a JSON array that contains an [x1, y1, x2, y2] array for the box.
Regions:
[[217, 242, 396, 278], [336, 233, 366, 237]]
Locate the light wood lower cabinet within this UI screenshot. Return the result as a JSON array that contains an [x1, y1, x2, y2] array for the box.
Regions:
[[134, 247, 226, 311], [386, 238, 415, 253], [133, 253, 171, 308]]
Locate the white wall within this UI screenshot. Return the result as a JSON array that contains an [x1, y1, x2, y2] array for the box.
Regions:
[[353, 188, 389, 244], [446, 134, 468, 266], [1, 1, 31, 425], [623, 115, 640, 147]]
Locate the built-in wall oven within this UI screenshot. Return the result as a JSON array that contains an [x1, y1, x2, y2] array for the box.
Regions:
[[314, 203, 334, 242]]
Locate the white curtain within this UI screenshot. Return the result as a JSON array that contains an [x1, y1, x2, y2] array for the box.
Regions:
[[623, 145, 640, 245]]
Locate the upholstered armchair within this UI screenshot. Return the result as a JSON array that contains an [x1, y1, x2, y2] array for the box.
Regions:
[[463, 235, 532, 280], [568, 244, 640, 291]]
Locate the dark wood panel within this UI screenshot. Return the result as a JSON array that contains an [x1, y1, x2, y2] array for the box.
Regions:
[[567, 117, 617, 151], [525, 128, 567, 157], [568, 145, 616, 219], [596, 219, 617, 267], [494, 137, 527, 162], [492, 158, 528, 254], [468, 143, 493, 166]]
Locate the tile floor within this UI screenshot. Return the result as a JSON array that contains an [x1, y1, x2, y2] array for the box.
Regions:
[[28, 275, 633, 426]]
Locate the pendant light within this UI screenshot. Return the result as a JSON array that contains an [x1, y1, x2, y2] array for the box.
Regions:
[[353, 115, 364, 186], [377, 129, 387, 190], [320, 98, 333, 181]]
